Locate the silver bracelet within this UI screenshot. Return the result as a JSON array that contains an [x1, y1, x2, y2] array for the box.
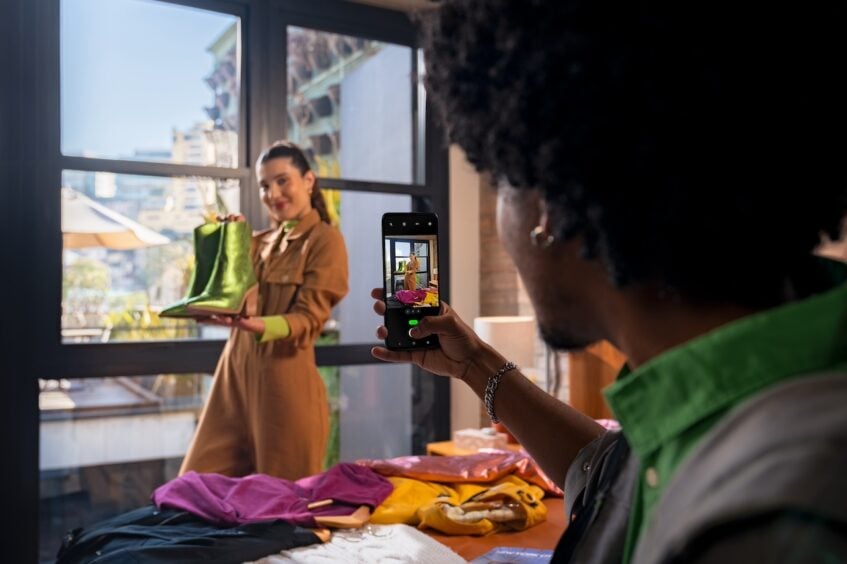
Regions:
[[484, 361, 518, 423]]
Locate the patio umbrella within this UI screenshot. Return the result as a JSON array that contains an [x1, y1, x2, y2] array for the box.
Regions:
[[62, 187, 171, 250]]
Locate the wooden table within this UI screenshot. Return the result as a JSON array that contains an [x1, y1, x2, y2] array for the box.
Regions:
[[427, 497, 566, 561]]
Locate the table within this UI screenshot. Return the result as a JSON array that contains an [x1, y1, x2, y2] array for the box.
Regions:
[[427, 497, 566, 561], [425, 440, 524, 456]]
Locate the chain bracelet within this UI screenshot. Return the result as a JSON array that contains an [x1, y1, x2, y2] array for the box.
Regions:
[[484, 361, 518, 423]]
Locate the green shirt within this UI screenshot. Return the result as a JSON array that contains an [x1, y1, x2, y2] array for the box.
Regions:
[[605, 280, 847, 563]]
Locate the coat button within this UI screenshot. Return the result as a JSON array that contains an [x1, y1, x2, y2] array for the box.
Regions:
[[582, 461, 591, 472], [645, 467, 659, 488]]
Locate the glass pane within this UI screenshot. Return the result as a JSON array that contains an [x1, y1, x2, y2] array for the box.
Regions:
[[61, 170, 239, 343], [287, 27, 414, 183], [39, 374, 211, 561], [61, 0, 240, 167], [39, 364, 416, 559], [339, 364, 414, 460], [333, 191, 412, 344]]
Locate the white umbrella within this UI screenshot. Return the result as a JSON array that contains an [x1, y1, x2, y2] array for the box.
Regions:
[[62, 187, 171, 250]]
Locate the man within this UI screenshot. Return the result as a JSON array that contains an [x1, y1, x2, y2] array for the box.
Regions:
[[372, 1, 847, 562]]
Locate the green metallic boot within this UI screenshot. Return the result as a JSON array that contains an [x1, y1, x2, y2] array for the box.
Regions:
[[186, 220, 258, 317], [160, 222, 223, 318]]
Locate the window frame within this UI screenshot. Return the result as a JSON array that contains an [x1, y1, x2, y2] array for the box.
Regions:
[[32, 0, 448, 380], [11, 2, 451, 557]]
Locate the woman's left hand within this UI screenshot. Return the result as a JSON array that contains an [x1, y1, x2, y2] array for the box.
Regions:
[[197, 315, 266, 335]]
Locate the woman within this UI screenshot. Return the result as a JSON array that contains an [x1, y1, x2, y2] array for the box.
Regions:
[[181, 141, 348, 480], [403, 253, 419, 290]]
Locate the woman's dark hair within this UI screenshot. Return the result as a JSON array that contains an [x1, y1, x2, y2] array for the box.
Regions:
[[421, 0, 847, 307], [257, 140, 331, 224]]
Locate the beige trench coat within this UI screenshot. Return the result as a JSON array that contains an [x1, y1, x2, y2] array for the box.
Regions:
[[180, 209, 349, 480]]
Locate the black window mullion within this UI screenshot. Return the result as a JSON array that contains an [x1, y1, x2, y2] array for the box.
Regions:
[[49, 342, 380, 378], [319, 178, 429, 197], [60, 156, 250, 181], [278, 0, 416, 47]]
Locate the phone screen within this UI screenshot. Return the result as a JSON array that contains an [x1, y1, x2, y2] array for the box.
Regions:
[[382, 213, 440, 350]]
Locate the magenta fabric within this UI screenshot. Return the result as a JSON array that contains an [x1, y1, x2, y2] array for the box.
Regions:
[[152, 463, 393, 527], [395, 289, 428, 304]]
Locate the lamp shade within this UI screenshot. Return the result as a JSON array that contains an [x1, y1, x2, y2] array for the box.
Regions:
[[473, 316, 536, 369]]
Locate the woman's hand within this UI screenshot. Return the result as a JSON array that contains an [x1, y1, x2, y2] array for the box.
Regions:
[[197, 315, 266, 335], [370, 288, 486, 380], [219, 214, 246, 222]]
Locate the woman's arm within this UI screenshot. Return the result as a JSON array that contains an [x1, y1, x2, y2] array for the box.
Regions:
[[283, 228, 349, 345]]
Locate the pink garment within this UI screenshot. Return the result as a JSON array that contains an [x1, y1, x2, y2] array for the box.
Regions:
[[152, 463, 393, 527], [357, 452, 563, 496], [394, 289, 429, 304]]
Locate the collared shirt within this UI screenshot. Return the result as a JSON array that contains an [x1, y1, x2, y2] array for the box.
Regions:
[[602, 280, 847, 562]]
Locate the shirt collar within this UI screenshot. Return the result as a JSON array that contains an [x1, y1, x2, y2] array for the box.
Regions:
[[258, 209, 320, 245], [284, 209, 319, 240], [605, 279, 847, 459]]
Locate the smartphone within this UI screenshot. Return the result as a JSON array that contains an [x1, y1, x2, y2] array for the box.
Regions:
[[381, 212, 441, 351]]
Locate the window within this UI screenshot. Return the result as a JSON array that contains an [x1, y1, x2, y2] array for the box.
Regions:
[[287, 27, 416, 184], [17, 0, 449, 560], [61, 0, 240, 167], [59, 0, 245, 343], [39, 374, 211, 561], [61, 172, 239, 343]]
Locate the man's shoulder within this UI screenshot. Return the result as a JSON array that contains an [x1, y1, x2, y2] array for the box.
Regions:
[[634, 371, 847, 563]]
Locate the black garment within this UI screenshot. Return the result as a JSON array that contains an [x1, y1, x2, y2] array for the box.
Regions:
[[551, 436, 631, 563], [56, 504, 320, 564]]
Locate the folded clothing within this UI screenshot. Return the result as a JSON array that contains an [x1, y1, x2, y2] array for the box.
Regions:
[[370, 475, 548, 536], [152, 463, 393, 528], [56, 505, 320, 564], [250, 524, 465, 564], [358, 451, 563, 496], [394, 289, 429, 304]]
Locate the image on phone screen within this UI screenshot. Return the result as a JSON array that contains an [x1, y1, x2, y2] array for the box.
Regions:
[[382, 213, 440, 350]]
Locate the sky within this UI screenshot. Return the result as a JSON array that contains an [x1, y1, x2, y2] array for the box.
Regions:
[[61, 0, 238, 159]]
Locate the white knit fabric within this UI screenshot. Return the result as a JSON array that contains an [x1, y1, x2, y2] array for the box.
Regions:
[[247, 524, 466, 564]]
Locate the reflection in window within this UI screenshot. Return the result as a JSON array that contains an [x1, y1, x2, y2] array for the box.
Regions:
[[287, 27, 414, 184], [334, 192, 412, 345], [61, 0, 240, 167], [37, 364, 408, 560], [39, 374, 212, 561], [61, 171, 239, 343]]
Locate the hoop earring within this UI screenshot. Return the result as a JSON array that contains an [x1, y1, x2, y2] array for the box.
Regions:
[[530, 225, 555, 248]]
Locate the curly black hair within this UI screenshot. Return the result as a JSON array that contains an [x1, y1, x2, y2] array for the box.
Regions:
[[422, 0, 847, 307]]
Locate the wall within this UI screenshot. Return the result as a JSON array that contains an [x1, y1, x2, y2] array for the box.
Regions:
[[448, 145, 483, 431]]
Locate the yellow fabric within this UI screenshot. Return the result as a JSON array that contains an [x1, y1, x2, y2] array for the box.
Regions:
[[371, 475, 547, 536], [370, 477, 458, 525]]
